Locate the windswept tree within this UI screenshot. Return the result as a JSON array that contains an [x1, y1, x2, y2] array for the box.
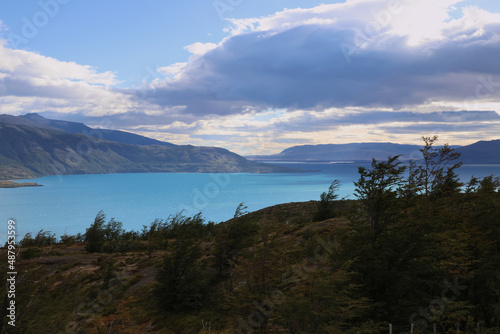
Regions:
[[85, 210, 106, 253], [233, 202, 249, 218], [399, 159, 422, 200], [154, 213, 211, 312], [155, 239, 206, 311], [19, 230, 56, 247], [85, 211, 131, 253], [349, 150, 449, 325], [354, 155, 406, 239], [214, 207, 259, 276], [315, 179, 341, 221], [417, 135, 462, 199]]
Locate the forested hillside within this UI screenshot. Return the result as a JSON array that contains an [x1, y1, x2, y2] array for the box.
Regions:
[[1, 137, 499, 333]]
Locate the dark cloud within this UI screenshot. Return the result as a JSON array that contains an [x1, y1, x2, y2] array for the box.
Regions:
[[273, 110, 500, 133], [379, 122, 500, 134], [340, 110, 500, 125], [138, 20, 500, 115]]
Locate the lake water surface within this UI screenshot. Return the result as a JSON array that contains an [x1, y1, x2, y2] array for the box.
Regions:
[[1, 163, 499, 243]]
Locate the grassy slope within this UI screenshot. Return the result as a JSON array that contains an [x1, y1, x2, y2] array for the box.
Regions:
[[0, 201, 339, 333], [1, 193, 498, 333]]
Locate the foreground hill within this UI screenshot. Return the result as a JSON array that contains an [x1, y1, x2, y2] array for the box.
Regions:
[[1, 187, 499, 332], [0, 121, 291, 180], [248, 140, 500, 164], [0, 201, 324, 333], [1, 146, 499, 332]]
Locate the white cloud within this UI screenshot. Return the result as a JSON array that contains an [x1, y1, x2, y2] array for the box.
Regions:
[[0, 46, 118, 86], [183, 42, 217, 56], [158, 62, 187, 76], [444, 6, 500, 39], [156, 62, 188, 84], [0, 41, 139, 117], [223, 0, 500, 47], [223, 4, 342, 36]]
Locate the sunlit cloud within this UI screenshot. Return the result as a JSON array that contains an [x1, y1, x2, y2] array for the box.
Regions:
[[0, 1, 499, 154], [184, 42, 218, 56], [0, 41, 137, 117], [140, 0, 500, 117]]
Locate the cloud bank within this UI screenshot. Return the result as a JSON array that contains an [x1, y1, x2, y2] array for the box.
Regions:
[[140, 0, 500, 115], [1, 0, 500, 154]]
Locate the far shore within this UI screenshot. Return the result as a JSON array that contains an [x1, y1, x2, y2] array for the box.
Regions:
[[0, 180, 43, 188]]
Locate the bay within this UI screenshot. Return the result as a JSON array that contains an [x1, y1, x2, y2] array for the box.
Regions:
[[1, 163, 499, 244]]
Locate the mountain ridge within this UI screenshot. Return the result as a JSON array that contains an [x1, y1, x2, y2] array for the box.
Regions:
[[247, 140, 500, 164], [20, 113, 177, 147], [0, 115, 293, 180], [2, 113, 499, 182]]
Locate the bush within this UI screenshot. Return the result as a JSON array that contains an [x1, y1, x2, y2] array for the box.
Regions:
[[20, 247, 43, 259], [60, 234, 76, 245], [20, 230, 56, 247]]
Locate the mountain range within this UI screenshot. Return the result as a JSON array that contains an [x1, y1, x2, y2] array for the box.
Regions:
[[2, 113, 499, 182], [247, 140, 500, 164], [0, 114, 291, 180]]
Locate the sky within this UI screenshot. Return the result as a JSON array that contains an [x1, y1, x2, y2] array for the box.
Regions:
[[0, 0, 500, 155]]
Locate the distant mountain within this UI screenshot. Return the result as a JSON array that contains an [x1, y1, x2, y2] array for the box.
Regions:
[[0, 117, 292, 180], [19, 113, 176, 147], [248, 143, 424, 162], [457, 140, 500, 164], [248, 140, 500, 164]]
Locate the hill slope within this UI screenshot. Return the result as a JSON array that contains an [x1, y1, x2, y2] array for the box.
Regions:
[[2, 185, 499, 333], [456, 139, 500, 164], [0, 121, 291, 180], [20, 113, 176, 147]]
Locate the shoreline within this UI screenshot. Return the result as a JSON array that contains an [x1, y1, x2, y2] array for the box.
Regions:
[[0, 181, 43, 188]]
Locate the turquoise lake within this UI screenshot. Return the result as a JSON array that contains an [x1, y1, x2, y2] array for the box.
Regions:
[[1, 163, 499, 243]]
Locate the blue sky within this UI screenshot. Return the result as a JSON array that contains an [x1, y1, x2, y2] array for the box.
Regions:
[[0, 0, 334, 85], [1, 0, 500, 154]]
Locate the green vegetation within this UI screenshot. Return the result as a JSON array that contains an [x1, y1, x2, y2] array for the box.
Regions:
[[155, 236, 207, 312], [1, 137, 499, 333]]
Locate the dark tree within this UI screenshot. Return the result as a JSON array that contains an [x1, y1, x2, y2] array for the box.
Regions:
[[315, 179, 341, 221], [234, 202, 249, 218], [85, 210, 106, 253], [354, 155, 406, 238], [155, 239, 207, 311], [417, 135, 462, 199], [214, 216, 259, 276]]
